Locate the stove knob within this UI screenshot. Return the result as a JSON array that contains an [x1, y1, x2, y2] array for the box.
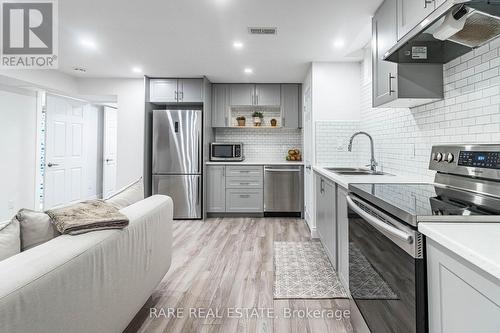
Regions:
[[434, 152, 443, 162], [445, 153, 454, 163]]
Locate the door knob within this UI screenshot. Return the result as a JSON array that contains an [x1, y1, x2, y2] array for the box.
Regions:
[[47, 162, 59, 167], [106, 158, 114, 163]]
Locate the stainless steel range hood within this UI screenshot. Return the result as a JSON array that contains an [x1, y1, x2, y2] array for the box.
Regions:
[[384, 0, 500, 64]]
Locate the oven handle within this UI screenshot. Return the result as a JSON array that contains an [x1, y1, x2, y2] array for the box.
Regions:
[[346, 196, 413, 244]]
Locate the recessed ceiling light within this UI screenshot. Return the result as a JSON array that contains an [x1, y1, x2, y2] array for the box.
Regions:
[[244, 68, 253, 74], [333, 39, 345, 49], [233, 41, 244, 49], [80, 37, 97, 50], [132, 66, 142, 73]]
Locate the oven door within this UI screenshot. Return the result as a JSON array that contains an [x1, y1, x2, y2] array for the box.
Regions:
[[347, 195, 427, 333]]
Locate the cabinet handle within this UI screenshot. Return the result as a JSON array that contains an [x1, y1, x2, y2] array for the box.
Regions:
[[320, 178, 325, 194], [256, 95, 259, 105], [239, 194, 250, 198], [175, 91, 178, 100], [239, 182, 251, 185], [388, 73, 395, 95], [180, 91, 184, 101]]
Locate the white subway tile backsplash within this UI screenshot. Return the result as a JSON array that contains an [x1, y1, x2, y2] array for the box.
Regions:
[[214, 127, 302, 161]]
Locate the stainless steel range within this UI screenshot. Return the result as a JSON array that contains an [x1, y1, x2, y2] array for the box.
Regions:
[[346, 144, 500, 333]]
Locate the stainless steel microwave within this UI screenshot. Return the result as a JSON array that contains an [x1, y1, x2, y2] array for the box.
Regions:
[[210, 143, 244, 161]]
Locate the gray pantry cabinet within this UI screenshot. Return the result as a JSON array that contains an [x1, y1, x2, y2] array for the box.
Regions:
[[149, 78, 203, 103], [372, 0, 443, 108]]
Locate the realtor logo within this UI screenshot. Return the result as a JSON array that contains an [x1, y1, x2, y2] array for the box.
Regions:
[[1, 0, 58, 68]]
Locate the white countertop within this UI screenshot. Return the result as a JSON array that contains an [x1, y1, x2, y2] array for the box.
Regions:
[[206, 160, 304, 165], [419, 223, 500, 280], [313, 166, 428, 189]]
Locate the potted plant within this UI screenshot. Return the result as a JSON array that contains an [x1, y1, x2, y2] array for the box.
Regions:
[[252, 111, 264, 126], [270, 118, 277, 127], [236, 116, 246, 127]]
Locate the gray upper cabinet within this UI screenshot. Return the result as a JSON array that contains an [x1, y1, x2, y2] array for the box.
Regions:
[[255, 84, 281, 106], [230, 84, 254, 106], [212, 84, 230, 127], [206, 165, 226, 212], [372, 0, 443, 108], [397, 0, 435, 40], [149, 79, 178, 103], [281, 84, 301, 128], [149, 78, 203, 103], [179, 79, 203, 103], [373, 0, 398, 107]]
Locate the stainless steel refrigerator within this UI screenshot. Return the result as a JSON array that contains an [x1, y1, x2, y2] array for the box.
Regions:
[[152, 109, 202, 219]]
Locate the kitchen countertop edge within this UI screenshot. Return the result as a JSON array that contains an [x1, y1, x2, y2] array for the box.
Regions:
[[419, 223, 500, 281], [206, 161, 304, 165]]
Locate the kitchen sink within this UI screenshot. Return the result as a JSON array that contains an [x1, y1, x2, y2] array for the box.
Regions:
[[325, 167, 392, 176]]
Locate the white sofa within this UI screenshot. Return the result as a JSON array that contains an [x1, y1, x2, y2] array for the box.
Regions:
[[0, 195, 173, 333]]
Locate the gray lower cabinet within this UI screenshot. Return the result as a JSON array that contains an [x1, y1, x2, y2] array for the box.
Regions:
[[427, 239, 500, 333], [315, 173, 337, 269], [206, 165, 226, 212], [372, 0, 443, 108], [281, 84, 301, 128], [207, 165, 264, 213], [226, 189, 263, 213], [336, 185, 349, 288], [212, 84, 230, 127]]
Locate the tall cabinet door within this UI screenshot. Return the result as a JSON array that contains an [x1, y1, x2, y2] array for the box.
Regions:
[[150, 79, 178, 102], [336, 186, 349, 288], [281, 84, 300, 128], [207, 165, 226, 212], [255, 84, 281, 106], [230, 84, 255, 106], [372, 0, 398, 107], [397, 0, 435, 40], [212, 84, 230, 127], [179, 79, 203, 103]]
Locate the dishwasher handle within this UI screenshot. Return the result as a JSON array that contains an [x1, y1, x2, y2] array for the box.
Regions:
[[264, 168, 301, 172]]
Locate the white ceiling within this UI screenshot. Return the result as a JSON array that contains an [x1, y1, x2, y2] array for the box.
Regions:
[[59, 0, 382, 82]]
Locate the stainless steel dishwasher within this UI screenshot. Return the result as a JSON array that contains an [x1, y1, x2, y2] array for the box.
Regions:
[[264, 165, 303, 217]]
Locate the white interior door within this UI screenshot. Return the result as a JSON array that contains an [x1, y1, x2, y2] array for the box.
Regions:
[[303, 87, 314, 227], [103, 106, 117, 198], [44, 95, 86, 209]]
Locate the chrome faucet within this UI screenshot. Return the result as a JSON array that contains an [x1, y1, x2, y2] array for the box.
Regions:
[[348, 131, 378, 172]]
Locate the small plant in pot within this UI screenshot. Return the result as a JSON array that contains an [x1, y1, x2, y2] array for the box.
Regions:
[[236, 116, 246, 127], [252, 111, 264, 127]]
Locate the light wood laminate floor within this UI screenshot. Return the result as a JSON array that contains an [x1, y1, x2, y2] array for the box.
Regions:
[[126, 217, 353, 333]]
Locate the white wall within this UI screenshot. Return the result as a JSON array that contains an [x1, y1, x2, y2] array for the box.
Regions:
[[311, 62, 361, 121], [0, 87, 37, 220], [77, 78, 145, 188]]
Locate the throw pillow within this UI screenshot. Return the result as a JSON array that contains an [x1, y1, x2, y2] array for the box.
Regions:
[[0, 217, 21, 261], [16, 209, 60, 250], [105, 177, 144, 210]]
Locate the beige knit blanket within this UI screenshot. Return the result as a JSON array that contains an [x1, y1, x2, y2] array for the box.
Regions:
[[46, 200, 129, 235]]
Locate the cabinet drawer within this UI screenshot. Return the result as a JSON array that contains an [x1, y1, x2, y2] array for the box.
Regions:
[[226, 166, 263, 177], [226, 176, 263, 189], [225, 189, 263, 212]]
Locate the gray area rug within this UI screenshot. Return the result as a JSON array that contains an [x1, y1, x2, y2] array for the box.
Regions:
[[349, 243, 398, 300], [273, 241, 348, 299]]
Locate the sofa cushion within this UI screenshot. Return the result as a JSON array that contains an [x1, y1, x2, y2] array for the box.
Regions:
[[16, 209, 60, 250], [105, 177, 144, 210], [0, 218, 20, 261]]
